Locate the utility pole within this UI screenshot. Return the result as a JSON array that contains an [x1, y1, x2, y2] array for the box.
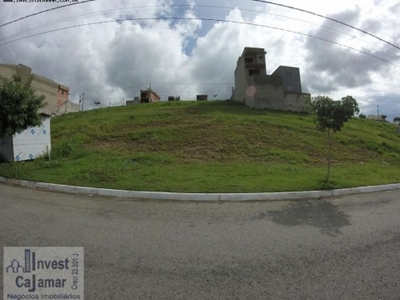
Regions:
[[82, 93, 85, 111], [377, 105, 380, 117]]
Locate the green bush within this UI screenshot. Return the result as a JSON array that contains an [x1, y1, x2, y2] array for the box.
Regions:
[[51, 140, 77, 158]]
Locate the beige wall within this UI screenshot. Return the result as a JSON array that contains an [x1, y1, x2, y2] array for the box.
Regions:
[[233, 56, 247, 103], [0, 63, 73, 116], [31, 75, 58, 115], [0, 64, 20, 80]]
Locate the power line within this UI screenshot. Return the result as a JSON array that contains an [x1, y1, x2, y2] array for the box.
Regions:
[[0, 0, 95, 28], [0, 16, 398, 69], [91, 83, 232, 93], [1, 4, 398, 59], [252, 0, 400, 51]]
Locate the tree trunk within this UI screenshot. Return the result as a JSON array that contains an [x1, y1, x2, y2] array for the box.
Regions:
[[326, 128, 331, 182]]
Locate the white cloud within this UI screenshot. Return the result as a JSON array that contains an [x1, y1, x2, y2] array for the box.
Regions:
[[0, 0, 399, 117]]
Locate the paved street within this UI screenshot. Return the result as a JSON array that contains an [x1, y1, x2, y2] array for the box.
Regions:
[[1, 183, 400, 299]]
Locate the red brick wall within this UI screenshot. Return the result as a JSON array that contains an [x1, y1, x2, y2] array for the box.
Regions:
[[57, 86, 69, 107]]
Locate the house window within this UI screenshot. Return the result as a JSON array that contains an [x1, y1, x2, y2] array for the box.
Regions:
[[245, 57, 253, 63], [249, 69, 260, 76], [285, 72, 292, 77], [259, 56, 263, 60]]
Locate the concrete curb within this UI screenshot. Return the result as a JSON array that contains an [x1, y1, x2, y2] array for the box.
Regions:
[[1, 176, 400, 201]]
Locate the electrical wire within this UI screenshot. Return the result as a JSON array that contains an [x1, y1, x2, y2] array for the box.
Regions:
[[0, 0, 96, 28], [252, 0, 400, 51], [0, 16, 398, 69], [1, 4, 398, 59], [94, 83, 232, 93]]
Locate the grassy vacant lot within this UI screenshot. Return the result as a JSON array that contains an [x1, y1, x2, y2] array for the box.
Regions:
[[1, 100, 399, 192]]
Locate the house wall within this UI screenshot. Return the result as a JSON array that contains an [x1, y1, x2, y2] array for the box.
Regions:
[[0, 64, 20, 80], [282, 93, 310, 112], [251, 83, 285, 110], [57, 85, 69, 107], [12, 116, 51, 161], [272, 66, 302, 93], [140, 90, 160, 103], [233, 48, 267, 103], [149, 92, 160, 103], [233, 47, 308, 112], [0, 116, 51, 162], [233, 56, 247, 103], [252, 88, 309, 112], [31, 75, 58, 115], [197, 95, 208, 101], [0, 63, 72, 116], [0, 135, 14, 162]]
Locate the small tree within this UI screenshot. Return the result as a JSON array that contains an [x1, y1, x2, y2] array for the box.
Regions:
[[308, 95, 359, 182], [0, 71, 46, 138], [359, 113, 366, 119], [381, 115, 387, 121], [394, 117, 400, 124]]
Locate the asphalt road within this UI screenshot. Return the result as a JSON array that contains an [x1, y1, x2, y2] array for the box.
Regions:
[[1, 183, 400, 299]]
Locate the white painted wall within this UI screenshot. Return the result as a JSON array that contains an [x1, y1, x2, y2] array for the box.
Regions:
[[0, 116, 51, 162]]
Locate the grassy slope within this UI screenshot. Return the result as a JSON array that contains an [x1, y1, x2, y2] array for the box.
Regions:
[[1, 100, 399, 192]]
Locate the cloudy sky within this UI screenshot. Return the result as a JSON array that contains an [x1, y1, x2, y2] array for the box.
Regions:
[[0, 0, 399, 120]]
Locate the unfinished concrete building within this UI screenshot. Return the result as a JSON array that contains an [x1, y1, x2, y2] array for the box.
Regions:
[[140, 89, 160, 103], [231, 47, 310, 112], [197, 95, 208, 101], [0, 63, 80, 116]]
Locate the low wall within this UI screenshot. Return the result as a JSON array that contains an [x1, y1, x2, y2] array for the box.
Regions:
[[247, 83, 309, 112], [56, 101, 80, 116], [282, 93, 310, 113]]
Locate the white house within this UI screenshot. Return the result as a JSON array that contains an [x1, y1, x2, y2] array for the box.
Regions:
[[0, 114, 51, 162]]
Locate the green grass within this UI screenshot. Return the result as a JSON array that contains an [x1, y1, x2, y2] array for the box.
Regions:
[[1, 100, 399, 192]]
